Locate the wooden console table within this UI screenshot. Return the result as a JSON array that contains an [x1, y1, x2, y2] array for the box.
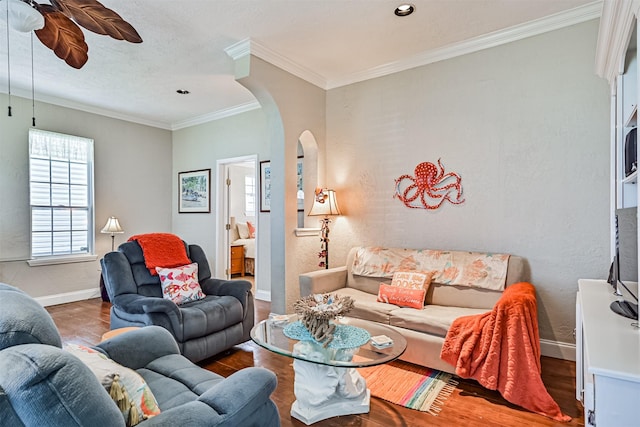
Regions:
[[576, 279, 640, 426]]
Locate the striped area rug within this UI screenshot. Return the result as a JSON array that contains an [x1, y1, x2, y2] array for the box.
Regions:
[[358, 360, 458, 415]]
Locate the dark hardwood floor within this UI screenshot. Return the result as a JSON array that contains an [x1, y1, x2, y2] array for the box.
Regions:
[[46, 298, 585, 427]]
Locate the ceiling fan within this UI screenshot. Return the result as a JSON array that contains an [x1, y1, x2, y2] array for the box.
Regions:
[[5, 0, 142, 69]]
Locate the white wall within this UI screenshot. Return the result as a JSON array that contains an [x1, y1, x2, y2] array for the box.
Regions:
[[326, 20, 610, 345], [0, 94, 172, 299]]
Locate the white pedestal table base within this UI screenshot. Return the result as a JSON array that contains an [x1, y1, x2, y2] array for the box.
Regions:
[[290, 342, 370, 425]]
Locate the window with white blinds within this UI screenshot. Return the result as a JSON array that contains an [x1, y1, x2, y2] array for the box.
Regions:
[[29, 129, 95, 258], [245, 175, 255, 215]]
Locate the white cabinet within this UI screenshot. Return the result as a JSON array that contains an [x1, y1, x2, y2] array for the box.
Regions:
[[576, 279, 640, 426]]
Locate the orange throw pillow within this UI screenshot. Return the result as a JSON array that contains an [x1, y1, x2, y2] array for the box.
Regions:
[[377, 283, 426, 309], [247, 221, 256, 238]]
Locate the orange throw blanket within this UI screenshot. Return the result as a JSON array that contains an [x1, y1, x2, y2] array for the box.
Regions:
[[128, 233, 191, 275], [440, 282, 570, 422]]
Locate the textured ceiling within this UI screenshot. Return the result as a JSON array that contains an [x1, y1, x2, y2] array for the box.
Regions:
[[0, 0, 599, 129]]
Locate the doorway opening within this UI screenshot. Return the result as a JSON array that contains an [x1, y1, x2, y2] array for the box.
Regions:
[[216, 155, 260, 297]]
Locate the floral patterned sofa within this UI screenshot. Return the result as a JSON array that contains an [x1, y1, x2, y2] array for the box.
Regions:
[[299, 246, 526, 373]]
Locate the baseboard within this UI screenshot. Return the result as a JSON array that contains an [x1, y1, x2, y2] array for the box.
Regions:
[[255, 289, 271, 302], [540, 338, 576, 361], [35, 287, 102, 307]]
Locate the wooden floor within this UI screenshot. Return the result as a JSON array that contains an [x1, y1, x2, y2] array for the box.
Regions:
[[46, 298, 585, 427]]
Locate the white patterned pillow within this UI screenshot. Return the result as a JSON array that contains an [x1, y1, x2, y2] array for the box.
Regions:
[[65, 344, 161, 426], [157, 262, 206, 305], [236, 222, 250, 239]]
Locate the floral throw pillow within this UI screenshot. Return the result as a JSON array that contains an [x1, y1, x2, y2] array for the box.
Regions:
[[156, 262, 206, 305], [65, 344, 161, 426]]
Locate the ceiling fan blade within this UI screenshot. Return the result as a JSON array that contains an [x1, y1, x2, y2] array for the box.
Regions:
[[50, 0, 142, 43], [35, 5, 88, 69]]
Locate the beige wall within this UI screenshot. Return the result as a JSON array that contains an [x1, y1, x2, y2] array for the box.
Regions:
[[326, 20, 610, 345], [0, 94, 172, 299], [172, 109, 272, 296]]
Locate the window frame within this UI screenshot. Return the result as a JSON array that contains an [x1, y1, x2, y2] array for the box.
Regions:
[[27, 129, 96, 265]]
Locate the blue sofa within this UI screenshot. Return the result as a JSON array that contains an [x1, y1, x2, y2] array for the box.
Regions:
[[101, 240, 254, 363], [0, 283, 280, 426]]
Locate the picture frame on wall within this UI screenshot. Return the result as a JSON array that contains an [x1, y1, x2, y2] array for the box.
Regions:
[[178, 169, 211, 213], [260, 160, 271, 212]]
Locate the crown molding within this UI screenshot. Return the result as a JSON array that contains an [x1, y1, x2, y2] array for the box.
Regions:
[[327, 1, 603, 89], [225, 3, 602, 91], [224, 38, 251, 60], [4, 87, 261, 131], [171, 100, 261, 131], [595, 0, 638, 83], [250, 40, 328, 88], [225, 38, 327, 88], [4, 87, 172, 129]]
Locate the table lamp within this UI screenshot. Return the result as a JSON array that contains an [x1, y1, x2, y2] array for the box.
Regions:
[[308, 188, 341, 269], [101, 216, 124, 251]]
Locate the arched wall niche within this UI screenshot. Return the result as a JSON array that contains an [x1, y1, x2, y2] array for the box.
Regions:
[[298, 130, 319, 228]]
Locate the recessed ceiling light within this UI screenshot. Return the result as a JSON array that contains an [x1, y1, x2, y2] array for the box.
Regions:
[[395, 4, 415, 17], [176, 89, 190, 95]]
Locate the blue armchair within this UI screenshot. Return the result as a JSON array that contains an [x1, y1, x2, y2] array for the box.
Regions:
[[0, 283, 280, 427], [101, 240, 253, 362]]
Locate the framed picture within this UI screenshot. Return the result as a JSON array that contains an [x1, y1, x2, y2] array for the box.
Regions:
[[297, 156, 304, 212], [178, 169, 211, 213], [260, 160, 271, 212]]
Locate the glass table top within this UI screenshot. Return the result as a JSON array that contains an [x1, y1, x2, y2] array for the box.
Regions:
[[250, 316, 407, 368]]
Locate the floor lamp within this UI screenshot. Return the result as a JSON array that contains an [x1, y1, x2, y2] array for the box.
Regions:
[[309, 189, 341, 269], [101, 216, 124, 251]]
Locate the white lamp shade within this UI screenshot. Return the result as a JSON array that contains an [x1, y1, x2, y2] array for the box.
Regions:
[[309, 189, 341, 216], [7, 0, 44, 32], [101, 217, 124, 234]]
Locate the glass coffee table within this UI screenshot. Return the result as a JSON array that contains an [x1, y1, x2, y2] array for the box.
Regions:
[[251, 315, 407, 425]]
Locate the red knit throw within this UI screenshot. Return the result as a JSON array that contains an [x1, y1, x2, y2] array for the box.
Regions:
[[128, 233, 191, 275]]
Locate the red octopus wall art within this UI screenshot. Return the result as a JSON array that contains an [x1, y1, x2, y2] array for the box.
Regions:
[[394, 159, 465, 210]]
